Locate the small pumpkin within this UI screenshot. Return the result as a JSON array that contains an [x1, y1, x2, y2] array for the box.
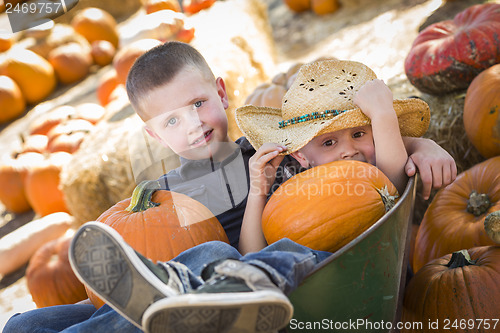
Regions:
[[284, 0, 311, 13], [46, 119, 94, 154], [71, 7, 120, 49], [463, 63, 500, 158], [29, 105, 76, 136], [0, 47, 57, 104], [0, 32, 14, 53], [0, 75, 26, 124], [145, 0, 181, 14], [405, 3, 500, 95], [311, 0, 340, 15], [90, 40, 116, 67], [262, 160, 398, 252], [24, 152, 73, 216], [412, 156, 500, 273], [96, 70, 123, 106], [48, 42, 93, 84], [86, 180, 229, 308], [26, 231, 88, 308], [402, 247, 500, 332], [0, 152, 44, 214], [113, 38, 163, 84]]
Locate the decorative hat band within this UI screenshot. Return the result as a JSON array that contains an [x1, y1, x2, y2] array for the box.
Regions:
[[278, 109, 347, 129]]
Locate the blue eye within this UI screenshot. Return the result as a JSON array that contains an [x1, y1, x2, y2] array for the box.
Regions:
[[194, 101, 203, 108], [167, 118, 177, 126]]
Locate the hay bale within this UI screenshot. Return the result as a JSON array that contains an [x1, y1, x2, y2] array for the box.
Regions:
[[60, 0, 277, 224]]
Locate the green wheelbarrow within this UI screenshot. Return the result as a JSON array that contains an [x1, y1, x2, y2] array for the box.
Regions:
[[287, 176, 417, 332]]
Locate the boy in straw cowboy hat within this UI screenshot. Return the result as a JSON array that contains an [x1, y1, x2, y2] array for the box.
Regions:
[[6, 45, 455, 333], [236, 59, 455, 253]]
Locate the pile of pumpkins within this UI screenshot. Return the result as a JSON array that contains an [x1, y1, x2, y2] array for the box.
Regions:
[[0, 0, 219, 309], [0, 0, 219, 126], [242, 3, 500, 329]]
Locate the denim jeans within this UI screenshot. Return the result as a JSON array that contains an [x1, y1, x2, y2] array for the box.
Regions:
[[4, 239, 330, 333]]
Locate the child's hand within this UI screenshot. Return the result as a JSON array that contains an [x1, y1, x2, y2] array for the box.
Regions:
[[249, 143, 287, 197], [404, 139, 457, 200], [353, 79, 394, 120]]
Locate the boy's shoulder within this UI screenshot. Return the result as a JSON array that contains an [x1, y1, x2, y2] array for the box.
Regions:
[[235, 136, 255, 154]]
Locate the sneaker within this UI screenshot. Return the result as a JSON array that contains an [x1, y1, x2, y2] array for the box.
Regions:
[[142, 260, 293, 333], [69, 222, 183, 329]]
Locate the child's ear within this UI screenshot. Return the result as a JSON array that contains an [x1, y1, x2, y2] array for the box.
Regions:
[[216, 77, 229, 109], [290, 151, 310, 168], [144, 126, 170, 149]]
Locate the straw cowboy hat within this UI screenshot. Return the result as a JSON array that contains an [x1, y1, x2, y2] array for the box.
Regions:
[[235, 59, 430, 154]]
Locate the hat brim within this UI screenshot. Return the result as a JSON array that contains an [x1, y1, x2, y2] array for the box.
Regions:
[[235, 98, 430, 154]]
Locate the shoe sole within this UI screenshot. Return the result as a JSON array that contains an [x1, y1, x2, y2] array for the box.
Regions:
[[69, 222, 179, 329], [142, 290, 293, 333]]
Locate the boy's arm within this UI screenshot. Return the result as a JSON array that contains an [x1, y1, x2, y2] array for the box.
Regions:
[[239, 143, 285, 254], [402, 137, 457, 199], [353, 79, 408, 194]]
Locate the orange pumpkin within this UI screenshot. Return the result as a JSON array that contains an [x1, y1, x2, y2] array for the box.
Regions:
[[87, 180, 229, 308], [145, 0, 181, 14], [29, 105, 76, 136], [48, 43, 93, 85], [90, 40, 116, 67], [402, 247, 500, 332], [71, 7, 120, 49], [463, 63, 500, 158], [26, 231, 88, 308], [0, 75, 26, 124], [283, 0, 310, 13], [0, 152, 44, 214], [24, 152, 72, 216], [262, 160, 398, 252], [113, 38, 163, 84], [412, 156, 500, 273], [46, 119, 94, 153], [311, 0, 340, 15], [96, 69, 122, 106], [0, 48, 56, 104], [0, 33, 14, 52]]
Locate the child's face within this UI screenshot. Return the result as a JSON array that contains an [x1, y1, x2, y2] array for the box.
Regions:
[[291, 126, 376, 168], [142, 66, 230, 160]]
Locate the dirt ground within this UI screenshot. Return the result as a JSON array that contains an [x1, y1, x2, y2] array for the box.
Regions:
[[0, 0, 491, 330]]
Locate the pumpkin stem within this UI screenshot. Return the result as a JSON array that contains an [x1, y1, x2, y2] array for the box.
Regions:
[[125, 180, 161, 212], [376, 185, 398, 213], [484, 210, 500, 244], [466, 190, 491, 216], [446, 249, 476, 269]]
